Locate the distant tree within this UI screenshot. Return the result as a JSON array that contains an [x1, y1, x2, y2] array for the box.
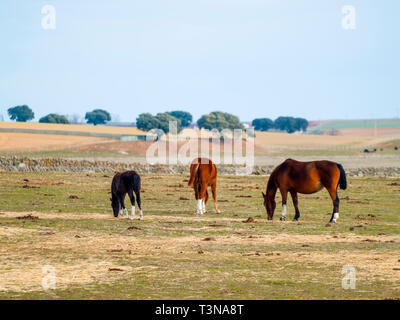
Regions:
[[197, 111, 244, 131], [8, 105, 34, 122], [274, 116, 296, 133], [39, 113, 69, 124], [167, 111, 192, 128], [274, 116, 309, 133], [85, 109, 111, 125], [136, 113, 160, 131], [136, 112, 183, 134], [155, 113, 182, 133], [252, 118, 274, 131], [294, 117, 309, 132]]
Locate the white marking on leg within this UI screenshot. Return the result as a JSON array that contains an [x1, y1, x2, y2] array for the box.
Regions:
[[196, 199, 202, 215], [281, 204, 287, 219], [130, 206, 135, 220], [332, 212, 339, 223], [201, 200, 206, 214], [139, 209, 143, 220], [123, 208, 128, 219]]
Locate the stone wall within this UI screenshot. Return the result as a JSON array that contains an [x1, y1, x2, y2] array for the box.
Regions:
[[0, 156, 399, 177]]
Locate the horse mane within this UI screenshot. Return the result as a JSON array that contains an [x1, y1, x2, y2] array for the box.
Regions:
[[266, 171, 277, 197]]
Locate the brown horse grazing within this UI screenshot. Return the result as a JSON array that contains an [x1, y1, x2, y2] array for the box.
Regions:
[[188, 157, 220, 215], [262, 159, 347, 223]]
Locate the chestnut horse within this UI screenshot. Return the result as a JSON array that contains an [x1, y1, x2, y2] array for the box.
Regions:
[[110, 170, 143, 220], [188, 158, 220, 215], [262, 159, 347, 223]]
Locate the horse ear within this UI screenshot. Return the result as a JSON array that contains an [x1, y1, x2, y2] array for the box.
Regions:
[[261, 192, 266, 198], [110, 197, 112, 201]]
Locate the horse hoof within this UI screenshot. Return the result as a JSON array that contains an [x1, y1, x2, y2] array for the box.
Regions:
[[280, 217, 286, 221], [293, 218, 299, 221]]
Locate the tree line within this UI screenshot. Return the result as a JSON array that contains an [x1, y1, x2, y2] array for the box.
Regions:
[[252, 116, 309, 133], [6, 105, 111, 125], [136, 111, 243, 133], [5, 105, 309, 133]]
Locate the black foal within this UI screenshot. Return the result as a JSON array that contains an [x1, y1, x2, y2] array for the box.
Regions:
[[110, 170, 143, 220]]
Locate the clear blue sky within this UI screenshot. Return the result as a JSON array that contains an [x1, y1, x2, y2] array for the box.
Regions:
[[0, 0, 399, 122]]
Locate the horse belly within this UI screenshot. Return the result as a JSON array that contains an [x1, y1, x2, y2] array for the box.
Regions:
[[296, 181, 323, 194]]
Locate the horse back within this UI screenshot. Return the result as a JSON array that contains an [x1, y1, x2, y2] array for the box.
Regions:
[[112, 170, 140, 194], [189, 158, 217, 186], [275, 159, 340, 194]]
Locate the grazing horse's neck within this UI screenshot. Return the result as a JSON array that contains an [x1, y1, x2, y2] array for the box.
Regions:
[[266, 173, 277, 200]]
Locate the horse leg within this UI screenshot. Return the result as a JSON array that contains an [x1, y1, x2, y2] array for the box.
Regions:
[[134, 189, 143, 220], [127, 190, 136, 220], [199, 183, 208, 215], [211, 183, 221, 213], [202, 190, 208, 213], [279, 188, 288, 221], [328, 187, 340, 223], [194, 184, 202, 215], [290, 190, 300, 221], [119, 194, 128, 218]]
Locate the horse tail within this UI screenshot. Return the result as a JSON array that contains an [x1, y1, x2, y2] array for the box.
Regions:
[[337, 163, 347, 190], [133, 173, 141, 191], [188, 163, 200, 186], [111, 177, 120, 217]]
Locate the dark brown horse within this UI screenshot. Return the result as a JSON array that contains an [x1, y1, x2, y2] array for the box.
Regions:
[[262, 159, 347, 223], [188, 157, 220, 215], [111, 170, 143, 220]]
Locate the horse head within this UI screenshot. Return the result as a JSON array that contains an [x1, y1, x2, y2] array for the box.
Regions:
[[110, 196, 119, 217], [262, 191, 276, 220]]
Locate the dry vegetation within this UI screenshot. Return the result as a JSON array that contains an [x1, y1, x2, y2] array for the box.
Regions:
[[254, 131, 390, 149], [0, 172, 399, 299], [0, 133, 111, 152]]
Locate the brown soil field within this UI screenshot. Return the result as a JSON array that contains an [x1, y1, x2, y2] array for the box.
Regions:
[[0, 121, 146, 135], [0, 133, 111, 152], [337, 128, 400, 137], [254, 131, 389, 148]]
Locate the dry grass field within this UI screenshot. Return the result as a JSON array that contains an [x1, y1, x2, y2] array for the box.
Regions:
[[1, 122, 398, 159], [337, 128, 400, 138], [0, 121, 146, 135], [254, 131, 390, 150], [0, 172, 399, 299], [0, 133, 111, 152]]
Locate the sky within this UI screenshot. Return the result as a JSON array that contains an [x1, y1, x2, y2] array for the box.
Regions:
[[0, 0, 399, 123]]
